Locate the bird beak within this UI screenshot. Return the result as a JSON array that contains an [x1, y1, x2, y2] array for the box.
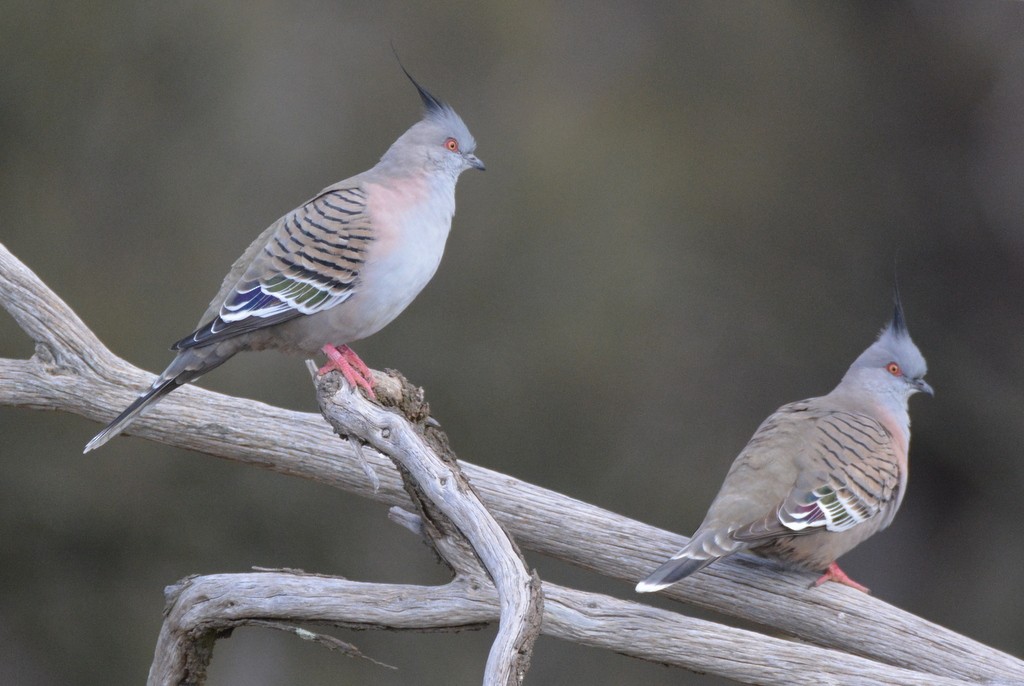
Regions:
[[465, 154, 485, 171], [913, 378, 934, 397]]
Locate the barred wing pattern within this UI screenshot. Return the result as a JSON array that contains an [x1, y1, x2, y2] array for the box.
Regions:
[[174, 185, 373, 350], [733, 409, 900, 543]]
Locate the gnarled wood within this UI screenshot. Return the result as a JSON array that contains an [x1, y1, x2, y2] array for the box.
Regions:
[[150, 565, 975, 686], [314, 370, 542, 685], [3, 241, 1023, 685]]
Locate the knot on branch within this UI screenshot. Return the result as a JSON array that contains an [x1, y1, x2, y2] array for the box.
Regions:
[[314, 367, 543, 684], [316, 368, 475, 568], [372, 368, 457, 468]]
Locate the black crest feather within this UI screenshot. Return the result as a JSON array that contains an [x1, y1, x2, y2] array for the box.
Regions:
[[891, 277, 907, 336], [391, 45, 446, 115]]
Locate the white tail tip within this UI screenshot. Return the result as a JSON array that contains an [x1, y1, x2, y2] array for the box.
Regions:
[[635, 579, 671, 594]]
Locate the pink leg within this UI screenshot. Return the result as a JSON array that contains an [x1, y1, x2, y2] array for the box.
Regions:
[[340, 345, 372, 380], [318, 344, 376, 400], [813, 562, 870, 594]]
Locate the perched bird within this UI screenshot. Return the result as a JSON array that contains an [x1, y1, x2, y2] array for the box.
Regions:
[[84, 67, 484, 453], [636, 293, 932, 593]]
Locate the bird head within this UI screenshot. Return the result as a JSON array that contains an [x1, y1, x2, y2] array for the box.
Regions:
[[381, 64, 485, 178], [842, 288, 933, 404]]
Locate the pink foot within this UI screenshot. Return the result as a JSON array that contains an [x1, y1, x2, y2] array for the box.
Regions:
[[813, 562, 870, 593], [318, 344, 376, 400]]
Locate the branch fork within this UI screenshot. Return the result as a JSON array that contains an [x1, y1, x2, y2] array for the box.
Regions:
[[3, 241, 1023, 685]]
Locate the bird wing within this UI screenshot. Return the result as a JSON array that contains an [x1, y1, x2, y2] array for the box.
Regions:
[[173, 184, 374, 350], [730, 408, 901, 543], [636, 404, 903, 592]]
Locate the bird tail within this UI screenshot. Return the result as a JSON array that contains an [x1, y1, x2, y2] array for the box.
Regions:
[[636, 528, 747, 592], [83, 348, 225, 453], [635, 552, 718, 593], [83, 376, 184, 453]]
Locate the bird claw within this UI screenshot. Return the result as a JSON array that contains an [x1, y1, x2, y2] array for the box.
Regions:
[[319, 344, 377, 400], [812, 562, 871, 594]]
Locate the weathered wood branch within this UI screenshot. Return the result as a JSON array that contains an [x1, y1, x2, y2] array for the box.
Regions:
[[314, 370, 543, 685], [151, 560, 973, 686], [3, 241, 1023, 685], [149, 366, 545, 686]]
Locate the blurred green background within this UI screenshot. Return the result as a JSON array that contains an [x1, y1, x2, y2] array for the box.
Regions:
[[2, 1, 1023, 684]]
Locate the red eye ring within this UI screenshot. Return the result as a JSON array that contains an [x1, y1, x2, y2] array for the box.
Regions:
[[444, 137, 459, 152], [886, 362, 902, 376]]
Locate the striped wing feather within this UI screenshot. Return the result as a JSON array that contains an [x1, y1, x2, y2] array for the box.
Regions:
[[731, 409, 900, 542], [174, 185, 374, 350]]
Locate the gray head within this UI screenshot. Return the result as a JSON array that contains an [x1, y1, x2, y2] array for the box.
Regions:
[[379, 65, 485, 178], [841, 289, 933, 404]]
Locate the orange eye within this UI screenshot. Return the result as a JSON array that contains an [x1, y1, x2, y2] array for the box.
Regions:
[[444, 137, 459, 152], [886, 362, 902, 376]]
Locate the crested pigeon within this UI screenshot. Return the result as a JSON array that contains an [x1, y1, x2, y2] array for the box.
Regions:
[[637, 293, 932, 593], [85, 67, 484, 452]]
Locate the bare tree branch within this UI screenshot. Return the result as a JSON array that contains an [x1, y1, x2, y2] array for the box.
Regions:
[[3, 240, 1023, 685], [314, 369, 543, 685], [152, 566, 982, 686]]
